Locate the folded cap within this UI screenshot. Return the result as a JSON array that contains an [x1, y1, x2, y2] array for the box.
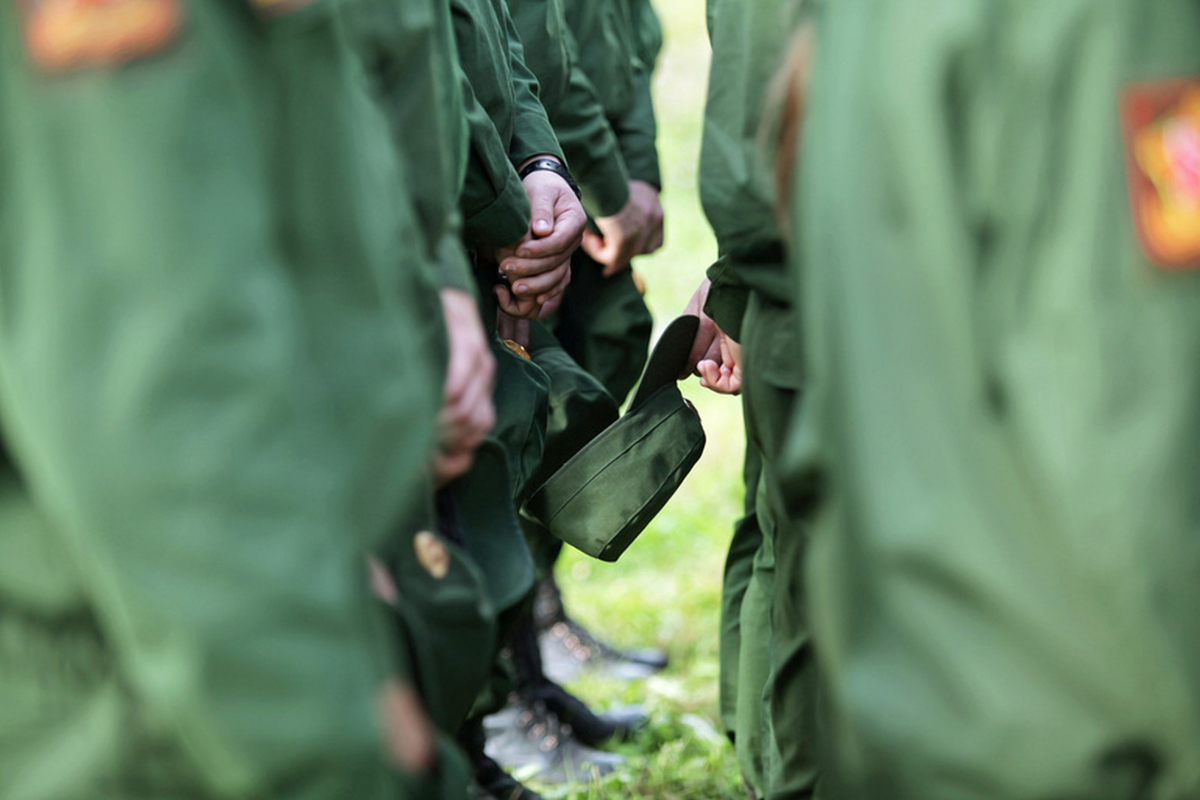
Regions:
[[524, 315, 706, 562]]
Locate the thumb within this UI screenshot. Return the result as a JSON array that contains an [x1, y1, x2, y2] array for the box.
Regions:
[[530, 184, 556, 238]]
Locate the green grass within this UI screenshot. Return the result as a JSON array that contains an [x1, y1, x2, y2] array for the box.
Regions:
[[525, 3, 751, 797]]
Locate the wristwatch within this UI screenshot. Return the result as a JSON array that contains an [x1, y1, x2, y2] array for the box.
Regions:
[[518, 157, 582, 200]]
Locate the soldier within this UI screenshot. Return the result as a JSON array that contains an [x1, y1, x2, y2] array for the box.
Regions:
[[440, 0, 601, 797], [553, 0, 665, 405], [791, 1, 1200, 797], [0, 0, 477, 796], [529, 0, 673, 689], [344, 0, 504, 796], [684, 0, 818, 798]]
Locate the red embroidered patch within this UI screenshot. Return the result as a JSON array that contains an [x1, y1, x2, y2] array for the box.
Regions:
[[22, 0, 183, 72], [1121, 79, 1200, 270]]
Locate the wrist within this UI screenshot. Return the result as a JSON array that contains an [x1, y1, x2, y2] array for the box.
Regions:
[[519, 157, 582, 200]]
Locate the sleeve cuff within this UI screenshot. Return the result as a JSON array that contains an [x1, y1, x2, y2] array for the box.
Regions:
[[704, 256, 751, 341], [435, 234, 475, 293]]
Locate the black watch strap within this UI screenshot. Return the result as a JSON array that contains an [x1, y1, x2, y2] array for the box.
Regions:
[[518, 158, 582, 200]]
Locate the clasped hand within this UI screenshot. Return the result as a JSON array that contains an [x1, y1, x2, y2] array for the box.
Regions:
[[493, 157, 586, 319]]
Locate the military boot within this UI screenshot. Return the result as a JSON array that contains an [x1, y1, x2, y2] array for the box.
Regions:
[[483, 698, 625, 783], [461, 718, 544, 800], [534, 575, 668, 682]]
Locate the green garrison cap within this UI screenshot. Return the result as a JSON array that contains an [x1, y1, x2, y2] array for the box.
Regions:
[[524, 315, 706, 562]]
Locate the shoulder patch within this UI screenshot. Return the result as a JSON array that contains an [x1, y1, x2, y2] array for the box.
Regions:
[[1121, 78, 1200, 270], [22, 0, 183, 73]]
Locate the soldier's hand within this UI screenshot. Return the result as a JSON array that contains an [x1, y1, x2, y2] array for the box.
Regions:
[[434, 288, 496, 486], [379, 678, 438, 775], [582, 193, 649, 276], [696, 332, 742, 395], [492, 158, 585, 318], [492, 258, 570, 320], [496, 311, 530, 349], [684, 280, 742, 395], [629, 180, 664, 255]]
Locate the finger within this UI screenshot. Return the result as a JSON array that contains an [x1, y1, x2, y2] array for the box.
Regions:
[[581, 230, 609, 263], [496, 311, 520, 342], [511, 264, 569, 299], [686, 331, 720, 376], [495, 287, 541, 319], [433, 448, 475, 488], [608, 245, 636, 276], [494, 286, 536, 317], [443, 343, 474, 404], [437, 407, 471, 457], [515, 218, 582, 260], [697, 360, 740, 395], [367, 558, 399, 605], [539, 293, 564, 319], [601, 257, 631, 278], [501, 253, 570, 280], [535, 267, 572, 305], [714, 363, 742, 395], [453, 369, 495, 440]]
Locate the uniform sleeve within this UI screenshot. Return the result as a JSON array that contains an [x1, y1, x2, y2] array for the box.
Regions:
[[612, 0, 662, 187], [0, 9, 396, 798], [501, 0, 566, 165], [459, 64, 535, 248], [434, 219, 476, 292], [551, 27, 631, 218], [704, 255, 752, 341], [344, 0, 475, 290]]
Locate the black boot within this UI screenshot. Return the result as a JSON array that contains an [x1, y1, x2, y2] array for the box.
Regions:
[[460, 718, 544, 800], [482, 696, 625, 784], [510, 614, 648, 747], [526, 679, 647, 747]]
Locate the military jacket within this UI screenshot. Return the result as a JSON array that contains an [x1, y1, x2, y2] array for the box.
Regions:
[[700, 0, 805, 339], [345, 0, 474, 292], [794, 1, 1200, 796], [452, 0, 564, 248], [506, 0, 631, 217], [561, 0, 663, 188], [0, 0, 444, 795]]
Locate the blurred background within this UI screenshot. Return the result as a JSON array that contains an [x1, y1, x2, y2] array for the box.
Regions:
[[547, 2, 751, 797]]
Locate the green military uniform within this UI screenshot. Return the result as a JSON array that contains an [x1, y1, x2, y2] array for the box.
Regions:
[[453, 0, 564, 252], [0, 0, 446, 795], [554, 0, 662, 405], [450, 0, 565, 509], [793, 2, 1200, 797], [342, 3, 506, 785], [447, 0, 566, 738], [505, 0, 631, 219], [347, 0, 475, 294], [501, 0, 637, 582], [561, 0, 662, 190], [699, 0, 817, 798]]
